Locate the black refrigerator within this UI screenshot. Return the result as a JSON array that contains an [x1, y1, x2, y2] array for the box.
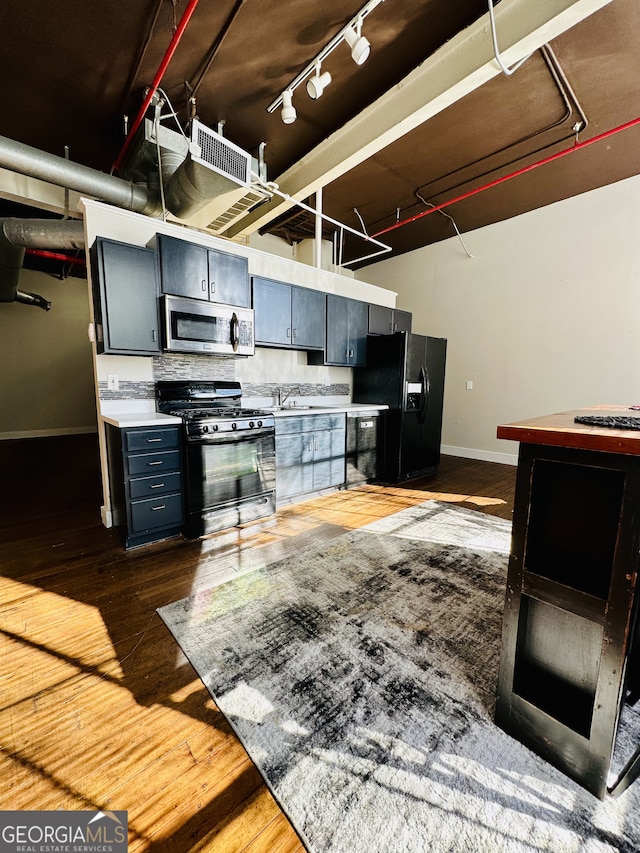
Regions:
[[352, 331, 447, 482]]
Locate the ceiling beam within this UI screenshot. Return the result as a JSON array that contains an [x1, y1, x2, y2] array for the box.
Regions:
[[225, 0, 613, 238]]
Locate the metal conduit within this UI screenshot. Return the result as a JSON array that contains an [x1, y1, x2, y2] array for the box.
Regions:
[[372, 114, 640, 239]]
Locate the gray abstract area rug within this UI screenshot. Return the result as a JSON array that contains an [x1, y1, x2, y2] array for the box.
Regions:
[[157, 501, 640, 853]]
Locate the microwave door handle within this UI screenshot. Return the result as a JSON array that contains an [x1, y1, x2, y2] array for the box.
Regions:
[[230, 312, 239, 352]]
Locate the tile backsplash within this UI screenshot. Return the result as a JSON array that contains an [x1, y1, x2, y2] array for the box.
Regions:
[[98, 351, 349, 402]]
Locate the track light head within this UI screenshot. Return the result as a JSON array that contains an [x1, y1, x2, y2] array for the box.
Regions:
[[281, 90, 297, 124], [306, 64, 332, 100], [344, 20, 370, 65]]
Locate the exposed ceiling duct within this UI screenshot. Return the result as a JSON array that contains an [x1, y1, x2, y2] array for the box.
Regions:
[[0, 133, 158, 309], [0, 218, 85, 310], [0, 120, 271, 308], [0, 135, 159, 217], [120, 116, 272, 234]]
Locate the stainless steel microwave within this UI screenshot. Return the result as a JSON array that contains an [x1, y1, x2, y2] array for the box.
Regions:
[[162, 294, 255, 356]]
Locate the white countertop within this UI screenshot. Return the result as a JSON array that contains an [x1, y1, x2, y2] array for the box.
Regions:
[[268, 403, 388, 418], [100, 402, 387, 428], [101, 411, 182, 428]]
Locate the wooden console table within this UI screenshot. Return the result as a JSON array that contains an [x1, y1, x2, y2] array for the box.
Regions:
[[495, 406, 640, 799]]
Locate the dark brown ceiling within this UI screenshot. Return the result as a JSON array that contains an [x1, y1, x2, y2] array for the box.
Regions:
[[0, 0, 639, 269]]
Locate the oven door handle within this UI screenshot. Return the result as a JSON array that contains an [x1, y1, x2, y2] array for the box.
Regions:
[[230, 312, 239, 352], [188, 426, 275, 444]]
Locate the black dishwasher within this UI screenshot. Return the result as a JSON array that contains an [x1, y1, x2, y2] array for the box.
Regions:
[[346, 410, 383, 486]]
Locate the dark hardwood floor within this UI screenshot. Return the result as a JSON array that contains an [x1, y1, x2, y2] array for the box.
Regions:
[[0, 434, 515, 851]]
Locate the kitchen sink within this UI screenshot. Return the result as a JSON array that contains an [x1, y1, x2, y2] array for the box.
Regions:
[[271, 405, 312, 410], [270, 405, 338, 411]]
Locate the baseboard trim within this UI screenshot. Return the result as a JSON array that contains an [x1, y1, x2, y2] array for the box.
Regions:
[[441, 444, 518, 466], [0, 426, 98, 441], [101, 505, 114, 528]]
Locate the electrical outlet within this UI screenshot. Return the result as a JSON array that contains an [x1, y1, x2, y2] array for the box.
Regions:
[[466, 380, 474, 390], [107, 374, 119, 391]]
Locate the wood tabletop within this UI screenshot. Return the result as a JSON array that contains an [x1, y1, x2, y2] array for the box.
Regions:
[[497, 405, 640, 455]]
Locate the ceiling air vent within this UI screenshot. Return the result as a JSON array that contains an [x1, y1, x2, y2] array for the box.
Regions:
[[192, 121, 251, 185], [164, 120, 256, 220]]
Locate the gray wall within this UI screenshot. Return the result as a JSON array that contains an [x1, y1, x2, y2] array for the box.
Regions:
[[359, 174, 640, 464], [0, 268, 97, 438]]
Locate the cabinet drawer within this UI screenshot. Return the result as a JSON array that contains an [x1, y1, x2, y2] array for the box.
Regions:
[[130, 492, 183, 532], [127, 450, 181, 475], [275, 417, 308, 435], [125, 428, 179, 452], [129, 471, 182, 499], [276, 414, 344, 435]]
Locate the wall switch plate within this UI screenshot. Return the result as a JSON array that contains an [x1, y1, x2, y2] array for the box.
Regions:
[[466, 380, 474, 390], [107, 374, 119, 391]]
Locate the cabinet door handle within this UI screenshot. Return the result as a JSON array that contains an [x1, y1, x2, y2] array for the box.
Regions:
[[292, 328, 297, 339], [146, 438, 162, 443], [314, 441, 319, 451], [151, 504, 166, 511], [308, 441, 313, 452], [150, 483, 165, 489], [152, 329, 157, 342], [202, 279, 207, 293], [210, 280, 216, 294], [148, 460, 164, 466], [287, 327, 291, 338]]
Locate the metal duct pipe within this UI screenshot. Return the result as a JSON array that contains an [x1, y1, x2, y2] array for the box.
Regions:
[[0, 217, 85, 250], [0, 239, 25, 304], [0, 134, 159, 216], [15, 290, 51, 311], [0, 217, 85, 308]]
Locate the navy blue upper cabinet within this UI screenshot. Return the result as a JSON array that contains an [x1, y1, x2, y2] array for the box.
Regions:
[[368, 304, 412, 336], [324, 294, 368, 366], [90, 237, 160, 356], [157, 234, 250, 307], [253, 276, 324, 350]]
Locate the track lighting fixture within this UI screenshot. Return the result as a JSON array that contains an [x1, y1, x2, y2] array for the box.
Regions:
[[344, 20, 370, 66], [306, 63, 332, 100], [267, 0, 385, 124], [280, 90, 297, 124]]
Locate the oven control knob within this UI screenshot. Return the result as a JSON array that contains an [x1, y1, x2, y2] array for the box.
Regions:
[[213, 424, 219, 432], [202, 424, 209, 433], [249, 421, 255, 428], [231, 422, 237, 430], [257, 420, 263, 428]]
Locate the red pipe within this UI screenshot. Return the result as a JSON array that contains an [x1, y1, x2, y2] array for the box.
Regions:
[[372, 115, 640, 239], [112, 0, 202, 172], [26, 249, 86, 267]]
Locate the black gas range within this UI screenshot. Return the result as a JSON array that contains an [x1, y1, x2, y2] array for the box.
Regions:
[[156, 381, 276, 537]]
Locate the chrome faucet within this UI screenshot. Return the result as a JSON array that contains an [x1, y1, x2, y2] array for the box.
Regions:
[[276, 385, 301, 406]]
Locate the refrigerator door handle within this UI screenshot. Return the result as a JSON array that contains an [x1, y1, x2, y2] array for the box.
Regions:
[[418, 365, 430, 424]]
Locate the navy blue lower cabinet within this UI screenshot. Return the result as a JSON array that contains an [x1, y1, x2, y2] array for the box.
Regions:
[[105, 423, 184, 549], [275, 414, 346, 504]]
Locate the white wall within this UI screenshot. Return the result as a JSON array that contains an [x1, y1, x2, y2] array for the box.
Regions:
[[359, 175, 640, 464]]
